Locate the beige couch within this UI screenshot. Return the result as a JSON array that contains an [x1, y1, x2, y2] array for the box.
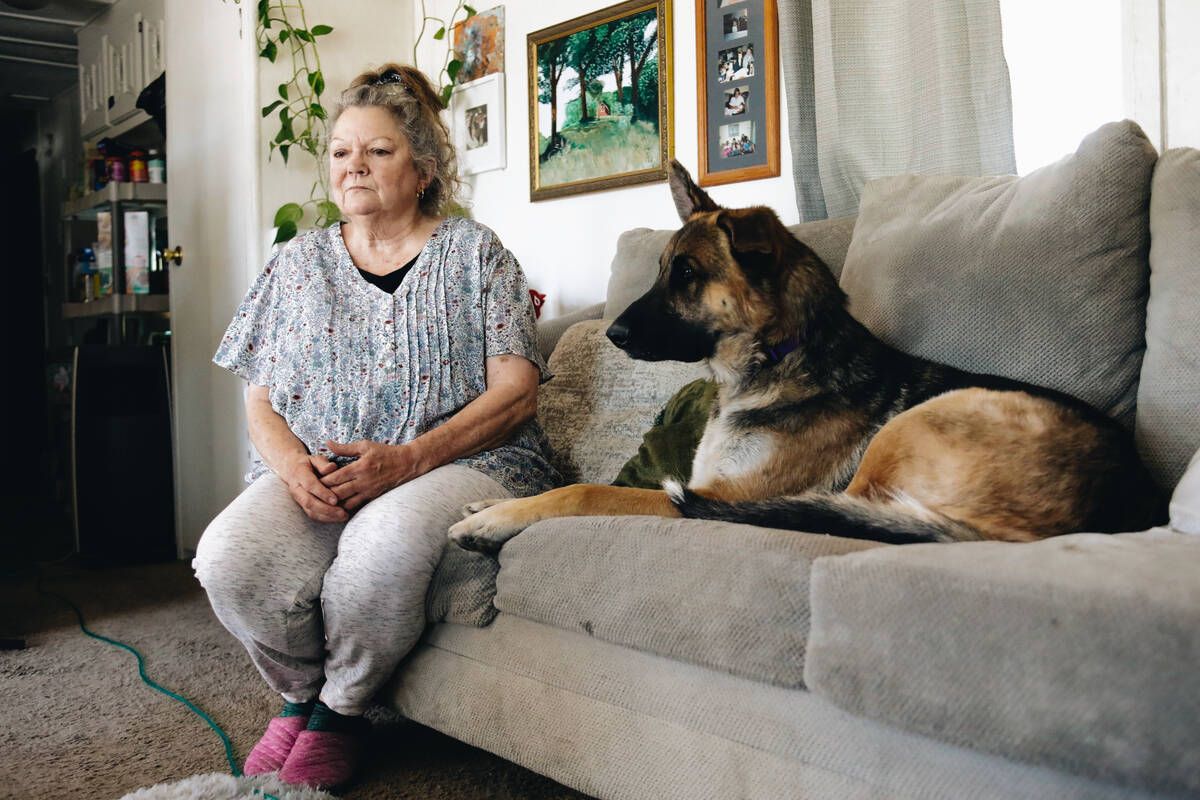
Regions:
[[382, 121, 1200, 800]]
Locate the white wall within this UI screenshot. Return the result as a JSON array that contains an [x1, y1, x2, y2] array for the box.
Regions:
[[257, 0, 415, 259], [415, 0, 800, 318]]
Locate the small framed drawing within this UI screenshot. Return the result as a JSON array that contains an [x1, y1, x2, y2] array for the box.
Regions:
[[451, 73, 506, 175], [527, 0, 674, 201], [695, 0, 779, 186]]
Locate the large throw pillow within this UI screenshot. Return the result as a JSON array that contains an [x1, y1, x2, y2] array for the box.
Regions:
[[537, 320, 709, 485], [1135, 147, 1200, 491], [838, 120, 1157, 429], [612, 378, 718, 489]]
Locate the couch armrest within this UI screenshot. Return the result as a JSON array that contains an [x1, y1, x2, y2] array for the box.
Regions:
[[537, 302, 604, 362]]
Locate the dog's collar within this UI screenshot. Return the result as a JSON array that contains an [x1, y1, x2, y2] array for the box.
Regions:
[[764, 335, 802, 363]]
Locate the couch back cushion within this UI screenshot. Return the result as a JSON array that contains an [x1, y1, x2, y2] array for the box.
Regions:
[[538, 319, 709, 485], [603, 216, 858, 320], [838, 120, 1157, 430], [1136, 147, 1200, 490]]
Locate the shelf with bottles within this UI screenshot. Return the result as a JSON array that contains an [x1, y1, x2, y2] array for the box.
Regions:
[[62, 181, 167, 220], [62, 293, 170, 319]]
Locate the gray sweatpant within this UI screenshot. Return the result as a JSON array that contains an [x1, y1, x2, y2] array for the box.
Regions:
[[192, 464, 509, 715]]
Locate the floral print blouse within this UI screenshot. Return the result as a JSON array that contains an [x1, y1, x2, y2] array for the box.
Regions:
[[213, 217, 560, 497]]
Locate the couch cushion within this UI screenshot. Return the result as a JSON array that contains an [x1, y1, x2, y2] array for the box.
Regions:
[[494, 515, 882, 688], [804, 529, 1200, 796], [537, 320, 709, 485], [424, 544, 500, 627], [838, 120, 1157, 429], [603, 216, 858, 320], [1169, 447, 1200, 535], [1136, 147, 1200, 490]]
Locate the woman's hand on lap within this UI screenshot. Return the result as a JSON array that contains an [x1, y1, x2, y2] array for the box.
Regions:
[[321, 440, 419, 511], [281, 453, 349, 523]]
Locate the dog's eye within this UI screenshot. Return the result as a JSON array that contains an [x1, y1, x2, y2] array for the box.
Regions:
[[671, 257, 698, 287]]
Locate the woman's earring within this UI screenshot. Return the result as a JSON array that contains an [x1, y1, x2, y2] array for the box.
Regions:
[[417, 185, 425, 201]]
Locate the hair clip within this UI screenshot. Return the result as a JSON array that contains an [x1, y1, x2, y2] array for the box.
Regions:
[[370, 69, 407, 89]]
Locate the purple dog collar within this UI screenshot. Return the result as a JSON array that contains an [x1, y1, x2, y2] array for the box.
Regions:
[[765, 335, 802, 363]]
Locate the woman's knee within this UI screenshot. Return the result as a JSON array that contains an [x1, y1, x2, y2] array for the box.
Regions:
[[192, 511, 264, 596]]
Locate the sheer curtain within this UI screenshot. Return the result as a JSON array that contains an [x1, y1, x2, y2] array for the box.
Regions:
[[779, 0, 1017, 220]]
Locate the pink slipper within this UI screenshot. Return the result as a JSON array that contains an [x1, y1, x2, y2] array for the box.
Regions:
[[278, 728, 364, 790], [243, 715, 309, 776]]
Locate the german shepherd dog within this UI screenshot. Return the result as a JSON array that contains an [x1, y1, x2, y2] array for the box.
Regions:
[[449, 161, 1165, 553]]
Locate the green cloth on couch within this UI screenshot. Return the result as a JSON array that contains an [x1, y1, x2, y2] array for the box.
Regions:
[[612, 379, 717, 489]]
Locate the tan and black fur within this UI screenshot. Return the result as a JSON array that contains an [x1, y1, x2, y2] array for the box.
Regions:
[[448, 161, 1165, 553]]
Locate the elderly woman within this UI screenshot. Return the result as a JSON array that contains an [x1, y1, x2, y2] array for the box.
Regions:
[[193, 64, 557, 790]]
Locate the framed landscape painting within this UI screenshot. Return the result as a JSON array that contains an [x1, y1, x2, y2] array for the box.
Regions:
[[528, 0, 674, 201]]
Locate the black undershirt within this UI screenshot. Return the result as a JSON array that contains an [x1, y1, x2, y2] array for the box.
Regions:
[[357, 254, 419, 294]]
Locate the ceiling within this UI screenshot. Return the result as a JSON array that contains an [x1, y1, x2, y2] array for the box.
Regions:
[[0, 0, 114, 114]]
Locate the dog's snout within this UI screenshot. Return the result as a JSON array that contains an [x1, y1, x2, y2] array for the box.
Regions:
[[606, 320, 632, 349]]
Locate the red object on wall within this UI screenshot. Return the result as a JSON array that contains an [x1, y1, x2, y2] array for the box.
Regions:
[[529, 289, 546, 318]]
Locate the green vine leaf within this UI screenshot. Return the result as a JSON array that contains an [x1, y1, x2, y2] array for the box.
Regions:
[[274, 203, 304, 226], [464, 5, 476, 15], [274, 220, 298, 244], [439, 84, 453, 108], [256, 1, 334, 239], [317, 200, 341, 222], [433, 26, 446, 40], [447, 59, 463, 82]]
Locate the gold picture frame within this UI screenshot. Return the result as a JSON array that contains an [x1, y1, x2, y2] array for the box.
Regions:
[[527, 0, 674, 201], [695, 0, 780, 186]]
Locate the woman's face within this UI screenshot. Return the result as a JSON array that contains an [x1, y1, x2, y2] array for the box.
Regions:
[[329, 105, 424, 221]]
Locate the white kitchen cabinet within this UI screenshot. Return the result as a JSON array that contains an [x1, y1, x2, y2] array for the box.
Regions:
[[76, 0, 165, 138]]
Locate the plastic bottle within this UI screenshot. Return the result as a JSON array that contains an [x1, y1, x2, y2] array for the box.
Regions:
[[129, 150, 148, 183], [147, 149, 165, 184], [106, 156, 127, 182]]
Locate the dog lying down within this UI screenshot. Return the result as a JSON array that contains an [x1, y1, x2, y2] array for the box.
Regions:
[[449, 161, 1166, 553]]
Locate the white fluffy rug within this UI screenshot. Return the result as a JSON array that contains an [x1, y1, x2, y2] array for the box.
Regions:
[[117, 772, 337, 800]]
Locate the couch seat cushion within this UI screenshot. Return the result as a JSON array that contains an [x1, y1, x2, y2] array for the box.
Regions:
[[838, 120, 1156, 429], [494, 516, 882, 687], [804, 529, 1200, 796]]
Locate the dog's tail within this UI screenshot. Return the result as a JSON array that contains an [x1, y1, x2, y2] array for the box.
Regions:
[[664, 481, 987, 544]]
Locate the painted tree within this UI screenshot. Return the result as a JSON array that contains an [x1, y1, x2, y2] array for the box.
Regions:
[[566, 23, 608, 125], [537, 37, 570, 160], [616, 11, 658, 124]]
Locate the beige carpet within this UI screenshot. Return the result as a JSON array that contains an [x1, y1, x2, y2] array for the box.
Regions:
[[0, 558, 594, 800]]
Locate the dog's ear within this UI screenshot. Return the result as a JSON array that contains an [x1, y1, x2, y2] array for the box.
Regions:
[[668, 159, 721, 222], [716, 208, 779, 256]]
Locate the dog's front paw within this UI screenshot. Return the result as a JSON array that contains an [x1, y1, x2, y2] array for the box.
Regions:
[[448, 499, 530, 555]]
